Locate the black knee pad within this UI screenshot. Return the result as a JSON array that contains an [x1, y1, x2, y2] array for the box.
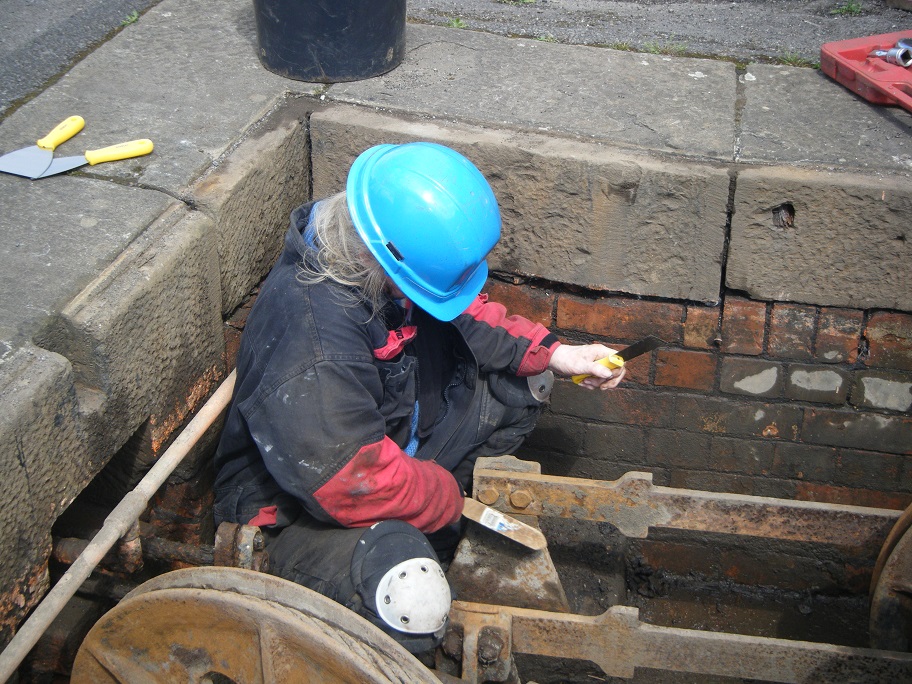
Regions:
[[488, 370, 553, 408], [350, 520, 452, 654]]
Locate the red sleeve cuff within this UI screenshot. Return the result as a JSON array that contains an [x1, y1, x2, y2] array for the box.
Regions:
[[314, 437, 463, 533], [518, 334, 561, 376]]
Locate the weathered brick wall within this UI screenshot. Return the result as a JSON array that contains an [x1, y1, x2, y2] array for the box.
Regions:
[[494, 279, 912, 510]]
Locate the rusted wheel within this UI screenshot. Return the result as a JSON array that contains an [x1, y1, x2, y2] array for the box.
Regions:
[[870, 506, 912, 651], [70, 567, 441, 683], [871, 501, 912, 595]]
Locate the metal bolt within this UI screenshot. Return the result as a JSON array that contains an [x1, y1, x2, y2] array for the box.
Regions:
[[509, 489, 533, 510], [477, 487, 500, 506], [477, 628, 505, 665], [442, 627, 463, 659]]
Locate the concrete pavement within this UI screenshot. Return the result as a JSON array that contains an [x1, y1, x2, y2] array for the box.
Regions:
[[0, 0, 910, 649]]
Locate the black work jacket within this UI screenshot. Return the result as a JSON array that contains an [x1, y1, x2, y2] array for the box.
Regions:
[[214, 202, 556, 530]]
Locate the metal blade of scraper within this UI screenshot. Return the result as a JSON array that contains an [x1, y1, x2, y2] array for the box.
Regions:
[[462, 497, 547, 551], [616, 335, 665, 362]]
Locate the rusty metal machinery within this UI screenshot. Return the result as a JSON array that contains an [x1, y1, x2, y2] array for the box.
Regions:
[[70, 567, 441, 684], [66, 456, 912, 683], [870, 502, 912, 652], [436, 456, 912, 683]]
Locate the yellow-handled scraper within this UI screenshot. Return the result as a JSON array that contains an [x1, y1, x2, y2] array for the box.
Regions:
[[571, 335, 665, 384], [36, 139, 154, 178], [0, 116, 85, 179], [462, 497, 547, 551]]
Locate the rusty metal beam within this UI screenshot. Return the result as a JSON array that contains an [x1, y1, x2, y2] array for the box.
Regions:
[[474, 464, 900, 552], [450, 601, 912, 683]]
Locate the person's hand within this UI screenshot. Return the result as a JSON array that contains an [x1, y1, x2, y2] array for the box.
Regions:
[[548, 343, 627, 390]]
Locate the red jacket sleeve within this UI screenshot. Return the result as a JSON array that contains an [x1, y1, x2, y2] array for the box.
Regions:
[[453, 294, 560, 376], [313, 436, 464, 533]]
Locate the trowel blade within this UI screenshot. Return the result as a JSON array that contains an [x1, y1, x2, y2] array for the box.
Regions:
[[0, 116, 85, 179]]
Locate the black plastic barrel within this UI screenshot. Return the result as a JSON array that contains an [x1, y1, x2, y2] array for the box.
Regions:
[[252, 0, 407, 83]]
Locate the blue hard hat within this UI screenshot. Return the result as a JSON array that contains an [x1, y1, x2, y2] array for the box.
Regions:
[[346, 142, 502, 321]]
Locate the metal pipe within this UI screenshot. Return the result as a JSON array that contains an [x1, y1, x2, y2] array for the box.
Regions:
[[53, 522, 216, 569], [140, 531, 215, 567], [0, 369, 236, 683]]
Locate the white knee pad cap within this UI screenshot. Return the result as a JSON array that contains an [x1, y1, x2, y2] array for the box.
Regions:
[[375, 557, 450, 634]]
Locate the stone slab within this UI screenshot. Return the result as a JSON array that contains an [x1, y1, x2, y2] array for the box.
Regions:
[[0, 346, 84, 640], [739, 64, 912, 173], [36, 207, 226, 451], [329, 24, 737, 160], [0, 175, 173, 356], [0, 0, 318, 195], [312, 105, 730, 303], [190, 98, 312, 315], [728, 166, 912, 311]]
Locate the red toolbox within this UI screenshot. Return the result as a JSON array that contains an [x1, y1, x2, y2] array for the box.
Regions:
[[820, 31, 912, 113]]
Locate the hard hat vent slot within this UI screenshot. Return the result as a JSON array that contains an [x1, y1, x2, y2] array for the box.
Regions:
[[386, 242, 404, 261]]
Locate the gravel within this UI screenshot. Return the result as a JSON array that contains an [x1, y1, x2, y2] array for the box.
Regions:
[[408, 0, 911, 65]]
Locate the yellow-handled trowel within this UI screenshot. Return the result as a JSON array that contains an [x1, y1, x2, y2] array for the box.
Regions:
[[0, 116, 85, 179], [36, 139, 154, 178]]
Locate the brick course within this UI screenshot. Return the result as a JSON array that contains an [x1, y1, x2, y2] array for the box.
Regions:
[[654, 349, 717, 391], [802, 408, 911, 455], [815, 308, 862, 364], [497, 283, 911, 509], [556, 295, 684, 343], [720, 297, 767, 355], [666, 468, 756, 495], [865, 311, 912, 371], [684, 305, 721, 349], [768, 303, 816, 360], [673, 395, 802, 440], [794, 482, 912, 510], [550, 382, 675, 428]]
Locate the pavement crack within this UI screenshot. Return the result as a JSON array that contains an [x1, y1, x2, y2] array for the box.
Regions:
[[733, 66, 748, 162]]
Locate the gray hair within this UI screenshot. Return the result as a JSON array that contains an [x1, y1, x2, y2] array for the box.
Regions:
[[296, 191, 390, 316]]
